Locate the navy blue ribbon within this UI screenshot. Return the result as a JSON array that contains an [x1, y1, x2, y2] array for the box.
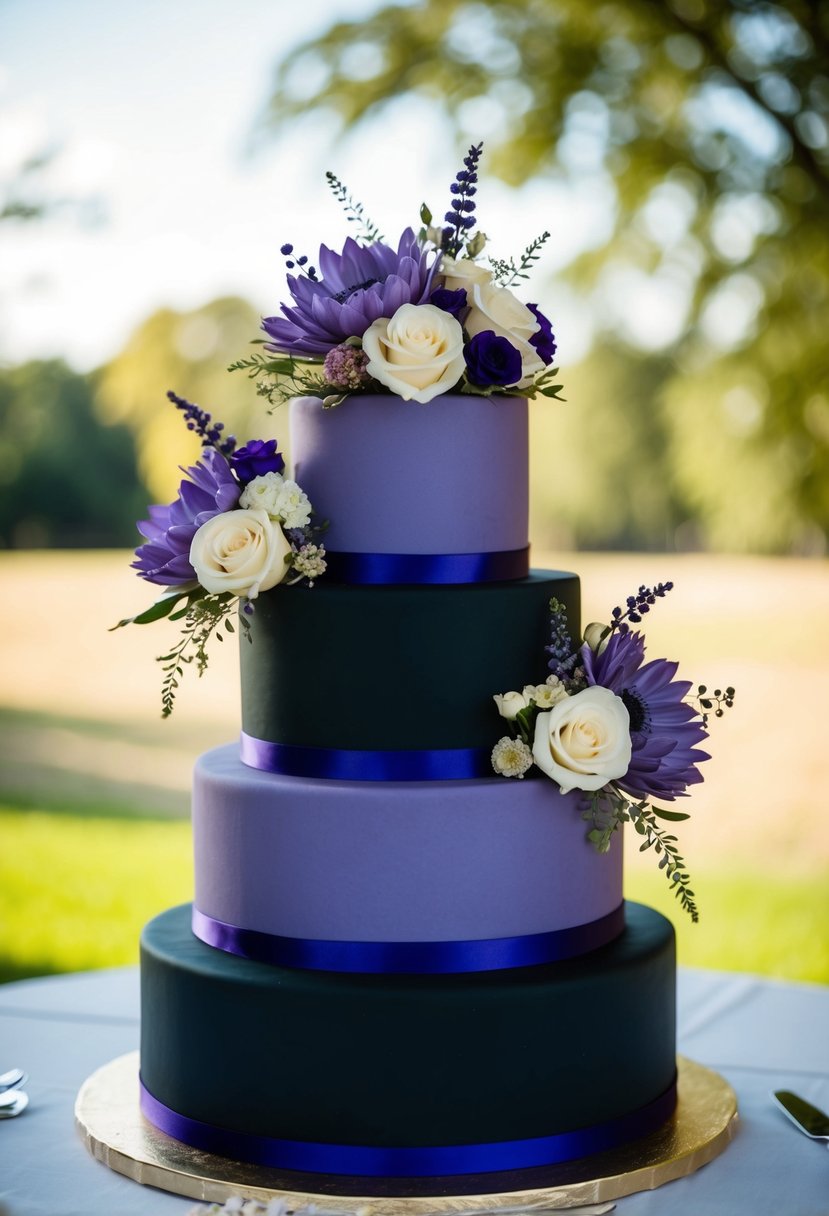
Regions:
[[192, 904, 626, 974], [240, 732, 491, 781], [139, 1075, 677, 1176], [324, 546, 529, 585]]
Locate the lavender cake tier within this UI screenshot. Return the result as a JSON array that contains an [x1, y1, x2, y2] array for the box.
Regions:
[[192, 744, 623, 972], [290, 393, 528, 564]]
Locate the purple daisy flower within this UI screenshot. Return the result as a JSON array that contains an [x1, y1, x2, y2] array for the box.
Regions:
[[581, 629, 710, 801], [262, 228, 439, 357], [132, 448, 240, 585]]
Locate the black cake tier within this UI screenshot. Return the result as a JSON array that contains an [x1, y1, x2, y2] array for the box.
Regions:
[[140, 902, 676, 1177], [240, 570, 579, 754]]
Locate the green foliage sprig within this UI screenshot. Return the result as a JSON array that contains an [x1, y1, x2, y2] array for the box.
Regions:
[[584, 789, 699, 922], [490, 231, 551, 286], [228, 347, 333, 410], [325, 171, 384, 244], [112, 589, 250, 718]]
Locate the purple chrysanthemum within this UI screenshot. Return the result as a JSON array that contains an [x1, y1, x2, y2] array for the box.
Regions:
[[262, 228, 439, 357], [132, 448, 240, 585], [581, 629, 710, 801]]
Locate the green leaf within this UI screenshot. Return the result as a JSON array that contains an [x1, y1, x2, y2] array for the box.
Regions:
[[420, 201, 432, 225], [651, 807, 691, 822]]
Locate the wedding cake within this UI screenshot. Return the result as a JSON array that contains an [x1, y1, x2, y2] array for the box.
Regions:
[[124, 146, 727, 1190]]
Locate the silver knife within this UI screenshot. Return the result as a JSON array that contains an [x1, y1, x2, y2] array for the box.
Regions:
[[773, 1090, 829, 1144]]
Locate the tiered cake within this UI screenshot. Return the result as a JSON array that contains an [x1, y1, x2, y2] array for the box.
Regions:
[[138, 393, 678, 1185]]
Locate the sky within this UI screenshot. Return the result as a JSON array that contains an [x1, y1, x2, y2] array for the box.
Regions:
[[0, 0, 623, 373]]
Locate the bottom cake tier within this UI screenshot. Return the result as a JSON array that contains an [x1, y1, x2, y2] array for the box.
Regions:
[[140, 903, 677, 1179]]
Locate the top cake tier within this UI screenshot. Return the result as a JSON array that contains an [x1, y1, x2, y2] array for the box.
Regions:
[[291, 393, 529, 583]]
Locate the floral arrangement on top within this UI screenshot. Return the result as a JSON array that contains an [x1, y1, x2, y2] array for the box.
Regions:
[[491, 583, 735, 921], [113, 391, 327, 717], [230, 142, 563, 409]]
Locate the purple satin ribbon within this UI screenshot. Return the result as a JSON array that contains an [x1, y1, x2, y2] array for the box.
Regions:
[[191, 904, 626, 974], [139, 1074, 677, 1176], [240, 732, 491, 781], [323, 545, 530, 585]]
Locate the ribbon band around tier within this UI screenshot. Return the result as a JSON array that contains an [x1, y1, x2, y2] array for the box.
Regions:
[[139, 1073, 677, 1177], [191, 904, 626, 974], [323, 545, 530, 585], [240, 733, 492, 781]]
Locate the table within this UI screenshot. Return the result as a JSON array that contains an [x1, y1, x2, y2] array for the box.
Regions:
[[0, 967, 827, 1215]]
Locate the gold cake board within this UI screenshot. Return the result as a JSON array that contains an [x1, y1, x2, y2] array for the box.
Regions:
[[75, 1053, 737, 1212]]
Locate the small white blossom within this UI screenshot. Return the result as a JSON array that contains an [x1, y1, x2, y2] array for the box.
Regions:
[[583, 621, 611, 654], [532, 679, 570, 709], [239, 471, 285, 515], [493, 690, 527, 719], [240, 473, 313, 529], [292, 543, 327, 582], [491, 735, 534, 779], [274, 479, 313, 528]]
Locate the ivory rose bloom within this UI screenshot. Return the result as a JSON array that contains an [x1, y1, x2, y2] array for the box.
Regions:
[[362, 303, 465, 402], [439, 255, 493, 296], [465, 282, 544, 387], [532, 685, 632, 794], [190, 509, 292, 600]]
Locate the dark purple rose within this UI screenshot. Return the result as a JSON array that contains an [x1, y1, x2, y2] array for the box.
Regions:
[[464, 330, 523, 388], [527, 303, 557, 365], [430, 286, 468, 320], [263, 228, 439, 357], [230, 438, 285, 485], [132, 448, 240, 586]]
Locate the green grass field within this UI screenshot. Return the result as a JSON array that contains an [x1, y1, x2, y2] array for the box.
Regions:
[[2, 800, 827, 985]]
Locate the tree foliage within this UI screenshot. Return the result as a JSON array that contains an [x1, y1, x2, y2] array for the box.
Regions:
[[0, 361, 146, 548], [95, 296, 280, 502], [266, 0, 829, 552]]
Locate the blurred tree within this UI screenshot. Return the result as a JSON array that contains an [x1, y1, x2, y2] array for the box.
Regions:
[[95, 297, 284, 502], [0, 361, 146, 548], [265, 0, 829, 552]]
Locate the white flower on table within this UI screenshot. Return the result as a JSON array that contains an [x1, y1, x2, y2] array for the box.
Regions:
[[532, 685, 632, 794], [361, 303, 466, 403], [491, 735, 534, 779], [190, 509, 292, 600]]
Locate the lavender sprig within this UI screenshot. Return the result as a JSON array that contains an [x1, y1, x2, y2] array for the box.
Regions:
[[167, 390, 236, 456], [693, 684, 736, 726], [443, 142, 483, 258], [545, 596, 580, 683], [609, 582, 674, 634]]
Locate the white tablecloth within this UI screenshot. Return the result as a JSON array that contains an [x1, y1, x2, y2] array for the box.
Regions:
[[0, 966, 827, 1215]]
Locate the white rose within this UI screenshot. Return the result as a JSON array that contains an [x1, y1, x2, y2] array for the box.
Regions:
[[190, 509, 292, 600], [465, 281, 544, 387], [493, 690, 528, 719], [532, 685, 632, 794], [239, 471, 285, 516], [362, 303, 466, 403], [439, 255, 493, 296]]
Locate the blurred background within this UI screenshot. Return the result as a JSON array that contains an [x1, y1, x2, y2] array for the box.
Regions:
[[1, 0, 827, 985]]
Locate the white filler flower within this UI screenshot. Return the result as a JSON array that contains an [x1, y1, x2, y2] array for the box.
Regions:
[[492, 736, 534, 779]]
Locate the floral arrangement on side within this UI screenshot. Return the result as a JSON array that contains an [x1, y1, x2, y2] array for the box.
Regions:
[[113, 391, 326, 717], [231, 142, 563, 409], [491, 583, 735, 921]]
